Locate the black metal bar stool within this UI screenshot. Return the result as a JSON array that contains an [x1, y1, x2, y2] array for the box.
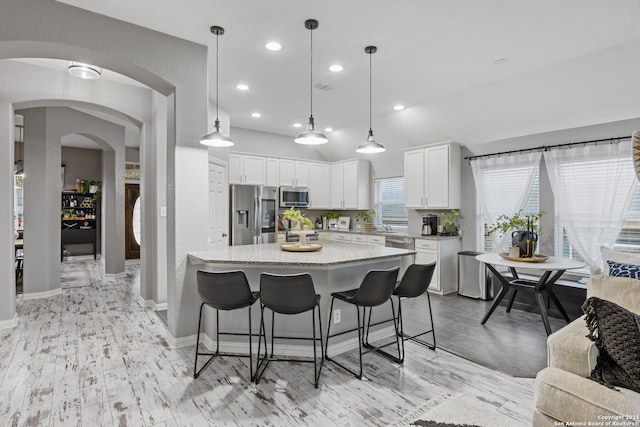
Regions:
[[194, 270, 259, 381], [254, 273, 324, 388], [365, 263, 437, 363], [325, 267, 400, 379]]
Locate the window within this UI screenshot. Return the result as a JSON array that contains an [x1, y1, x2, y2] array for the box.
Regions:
[[615, 187, 640, 253], [373, 177, 408, 228], [478, 170, 540, 252], [125, 162, 140, 180]]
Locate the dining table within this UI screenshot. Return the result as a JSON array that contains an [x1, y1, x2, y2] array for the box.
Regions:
[[476, 252, 586, 335]]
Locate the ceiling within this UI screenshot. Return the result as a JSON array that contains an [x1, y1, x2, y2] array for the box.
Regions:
[[49, 0, 640, 154]]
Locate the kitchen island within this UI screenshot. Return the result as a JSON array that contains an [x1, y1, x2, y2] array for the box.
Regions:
[[188, 241, 416, 357]]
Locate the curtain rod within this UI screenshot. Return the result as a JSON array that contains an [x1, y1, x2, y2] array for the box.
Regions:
[[464, 135, 632, 162]]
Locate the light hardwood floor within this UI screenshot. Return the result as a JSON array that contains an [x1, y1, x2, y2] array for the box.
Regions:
[[0, 260, 534, 426]]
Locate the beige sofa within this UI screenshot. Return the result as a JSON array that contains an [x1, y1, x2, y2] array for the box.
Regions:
[[533, 273, 640, 426]]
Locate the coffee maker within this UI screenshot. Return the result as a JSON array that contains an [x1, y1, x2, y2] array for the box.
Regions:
[[422, 214, 438, 236]]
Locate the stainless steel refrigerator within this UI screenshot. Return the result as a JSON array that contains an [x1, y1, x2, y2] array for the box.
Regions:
[[230, 184, 278, 245]]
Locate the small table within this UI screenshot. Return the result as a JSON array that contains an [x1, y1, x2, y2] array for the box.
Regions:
[[476, 253, 586, 335]]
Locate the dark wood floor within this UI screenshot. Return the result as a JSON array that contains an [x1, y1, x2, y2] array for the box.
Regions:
[[401, 292, 570, 378]]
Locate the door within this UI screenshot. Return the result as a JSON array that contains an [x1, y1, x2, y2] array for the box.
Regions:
[[209, 160, 229, 248], [125, 183, 141, 259]]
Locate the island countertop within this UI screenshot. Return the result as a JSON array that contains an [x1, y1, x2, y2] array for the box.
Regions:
[[189, 240, 416, 266]]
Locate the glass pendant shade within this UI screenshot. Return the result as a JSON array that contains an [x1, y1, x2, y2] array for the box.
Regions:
[[356, 129, 386, 153], [295, 115, 328, 145], [200, 25, 233, 147]]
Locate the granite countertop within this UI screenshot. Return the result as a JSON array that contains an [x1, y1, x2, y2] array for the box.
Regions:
[[316, 229, 461, 241], [189, 240, 416, 266]]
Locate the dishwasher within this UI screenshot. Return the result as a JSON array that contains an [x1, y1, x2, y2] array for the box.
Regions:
[[385, 235, 415, 278]]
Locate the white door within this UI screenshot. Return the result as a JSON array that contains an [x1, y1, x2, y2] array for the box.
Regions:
[[404, 149, 425, 208], [209, 159, 229, 248]]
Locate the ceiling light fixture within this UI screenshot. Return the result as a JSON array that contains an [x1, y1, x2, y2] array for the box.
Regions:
[[294, 19, 328, 146], [324, 127, 334, 132], [356, 46, 385, 154], [200, 25, 233, 147], [393, 105, 405, 111], [494, 58, 509, 65], [236, 83, 250, 91], [68, 62, 102, 80], [265, 41, 282, 51], [251, 112, 262, 118], [293, 123, 302, 128], [329, 64, 343, 72]]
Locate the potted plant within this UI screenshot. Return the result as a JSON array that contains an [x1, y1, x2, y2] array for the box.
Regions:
[[440, 210, 460, 236], [283, 207, 313, 230], [61, 208, 75, 220], [325, 211, 340, 229], [81, 180, 102, 201], [356, 209, 376, 231], [485, 209, 545, 257]]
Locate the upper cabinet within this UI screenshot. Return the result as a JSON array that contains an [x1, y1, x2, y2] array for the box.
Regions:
[[404, 142, 460, 209], [330, 159, 370, 210], [265, 157, 279, 187], [279, 159, 309, 187], [229, 153, 266, 185], [308, 162, 330, 209]]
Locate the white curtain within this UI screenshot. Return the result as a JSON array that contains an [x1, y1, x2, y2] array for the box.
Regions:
[[471, 152, 542, 251], [544, 141, 637, 272]]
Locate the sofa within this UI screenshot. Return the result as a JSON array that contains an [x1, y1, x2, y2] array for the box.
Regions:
[[533, 271, 640, 426]]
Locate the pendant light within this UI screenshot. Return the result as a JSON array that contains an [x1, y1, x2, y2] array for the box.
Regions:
[[200, 25, 233, 147], [356, 46, 386, 154], [294, 19, 328, 145]]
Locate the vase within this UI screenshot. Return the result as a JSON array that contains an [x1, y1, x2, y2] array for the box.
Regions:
[[511, 230, 538, 258], [364, 223, 374, 232]]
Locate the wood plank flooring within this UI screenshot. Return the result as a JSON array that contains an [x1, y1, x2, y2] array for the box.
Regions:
[[0, 260, 534, 426]]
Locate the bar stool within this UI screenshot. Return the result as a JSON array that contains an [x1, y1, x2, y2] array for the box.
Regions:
[[365, 263, 437, 363], [254, 273, 324, 388], [325, 267, 400, 379], [193, 270, 259, 381]]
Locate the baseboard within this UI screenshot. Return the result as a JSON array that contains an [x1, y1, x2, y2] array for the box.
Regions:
[[137, 296, 151, 308], [0, 314, 18, 329], [165, 331, 198, 349], [152, 302, 167, 311], [22, 287, 62, 300], [195, 325, 397, 358], [104, 272, 127, 280]]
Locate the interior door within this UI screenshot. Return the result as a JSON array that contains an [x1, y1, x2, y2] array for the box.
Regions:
[[209, 159, 229, 248], [125, 183, 141, 259]]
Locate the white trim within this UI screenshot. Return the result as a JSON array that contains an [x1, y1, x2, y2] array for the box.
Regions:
[[196, 326, 396, 358], [22, 287, 62, 300], [152, 302, 167, 311], [137, 296, 151, 308], [0, 314, 18, 329], [165, 331, 198, 349], [104, 272, 127, 281]]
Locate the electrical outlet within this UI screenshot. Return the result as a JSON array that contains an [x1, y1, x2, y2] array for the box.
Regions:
[[333, 309, 341, 324]]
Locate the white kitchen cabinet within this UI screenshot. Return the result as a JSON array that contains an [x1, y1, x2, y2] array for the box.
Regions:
[[404, 142, 460, 209], [330, 232, 352, 242], [330, 159, 369, 209], [265, 157, 279, 187], [415, 238, 460, 295], [229, 153, 266, 185], [279, 159, 309, 187], [308, 162, 330, 209]]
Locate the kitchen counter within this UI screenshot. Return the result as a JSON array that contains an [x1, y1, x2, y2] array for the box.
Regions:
[[189, 240, 415, 266], [315, 229, 461, 241]]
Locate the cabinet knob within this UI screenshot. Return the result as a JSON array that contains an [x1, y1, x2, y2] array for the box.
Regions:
[[222, 233, 228, 237]]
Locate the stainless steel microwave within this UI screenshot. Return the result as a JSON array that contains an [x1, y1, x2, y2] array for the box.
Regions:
[[280, 187, 310, 208]]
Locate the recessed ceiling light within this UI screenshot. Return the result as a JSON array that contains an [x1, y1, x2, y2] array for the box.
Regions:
[[324, 127, 334, 132], [236, 83, 250, 91], [251, 112, 262, 118], [329, 64, 343, 72], [494, 58, 508, 65], [393, 105, 405, 111], [265, 41, 282, 51], [293, 123, 302, 128], [68, 62, 102, 80]]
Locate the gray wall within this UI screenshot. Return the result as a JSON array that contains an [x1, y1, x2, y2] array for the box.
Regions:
[[62, 147, 102, 189]]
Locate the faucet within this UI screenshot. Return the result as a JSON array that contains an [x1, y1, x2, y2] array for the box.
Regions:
[[382, 224, 392, 232]]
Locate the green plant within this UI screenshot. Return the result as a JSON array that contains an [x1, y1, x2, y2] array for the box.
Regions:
[[325, 211, 340, 220], [441, 210, 460, 234], [356, 209, 375, 222], [81, 180, 102, 201], [283, 207, 313, 228], [61, 208, 75, 218], [485, 209, 545, 236]]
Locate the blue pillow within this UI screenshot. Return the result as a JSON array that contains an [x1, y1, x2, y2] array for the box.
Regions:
[[607, 260, 640, 280]]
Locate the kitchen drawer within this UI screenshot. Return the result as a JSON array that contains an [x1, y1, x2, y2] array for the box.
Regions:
[[416, 239, 438, 250], [352, 235, 368, 244], [368, 235, 386, 245], [330, 233, 352, 242]]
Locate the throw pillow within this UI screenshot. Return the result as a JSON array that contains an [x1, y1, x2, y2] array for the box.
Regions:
[[582, 296, 640, 393], [607, 261, 640, 280], [600, 246, 640, 275]]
